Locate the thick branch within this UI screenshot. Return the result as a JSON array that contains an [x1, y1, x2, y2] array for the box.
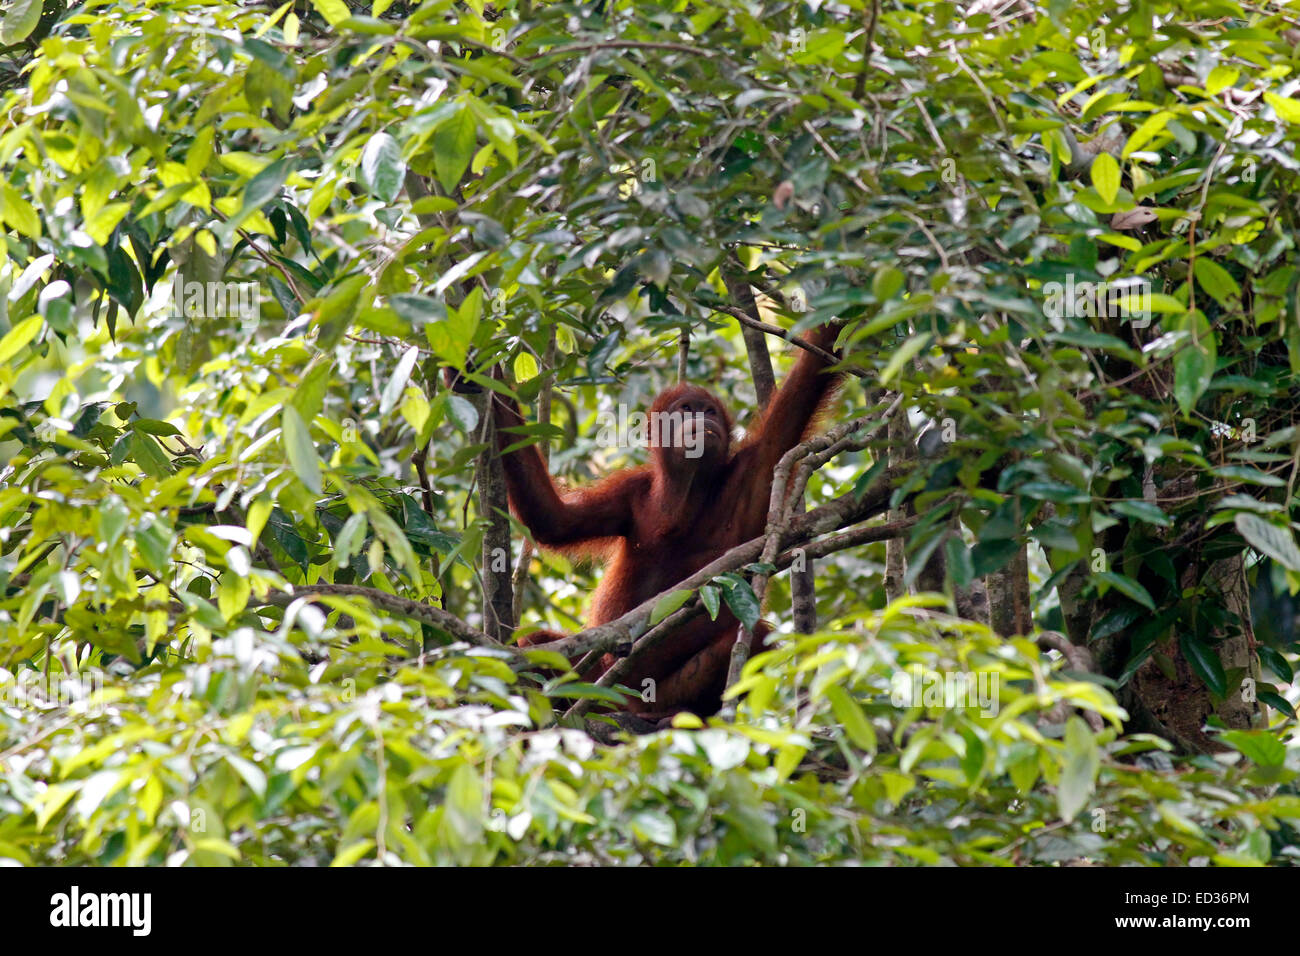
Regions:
[[790, 492, 817, 634], [477, 391, 516, 641], [722, 257, 775, 408], [723, 401, 901, 699], [529, 457, 907, 668], [563, 515, 918, 719]]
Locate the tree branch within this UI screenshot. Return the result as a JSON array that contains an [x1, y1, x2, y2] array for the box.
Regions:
[[261, 584, 499, 646], [712, 304, 841, 366], [722, 257, 775, 408], [723, 401, 902, 703], [562, 513, 918, 720], [527, 41, 714, 62]]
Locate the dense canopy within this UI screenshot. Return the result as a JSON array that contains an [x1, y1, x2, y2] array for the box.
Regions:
[[1, 0, 1299, 866]]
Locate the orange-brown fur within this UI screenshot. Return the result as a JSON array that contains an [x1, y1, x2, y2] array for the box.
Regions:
[[497, 321, 844, 718]]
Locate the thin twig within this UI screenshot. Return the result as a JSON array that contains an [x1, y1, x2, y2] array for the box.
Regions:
[[527, 41, 715, 62]]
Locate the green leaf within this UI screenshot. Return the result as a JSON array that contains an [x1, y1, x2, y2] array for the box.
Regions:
[[291, 356, 333, 424], [1, 0, 42, 45], [1179, 633, 1227, 697], [629, 810, 677, 846], [879, 332, 930, 385], [1258, 645, 1293, 683], [225, 755, 268, 799], [129, 430, 172, 479], [359, 132, 406, 204], [1235, 513, 1300, 572], [824, 685, 877, 753], [1057, 717, 1100, 822], [1205, 67, 1239, 96], [1122, 110, 1173, 157], [1265, 91, 1300, 124], [1008, 748, 1039, 794], [332, 840, 375, 867], [135, 520, 174, 573], [368, 507, 417, 573], [699, 584, 720, 620], [308, 0, 350, 27], [1218, 730, 1286, 767], [1094, 571, 1155, 610], [105, 241, 143, 316], [132, 418, 180, 437], [398, 493, 457, 553], [1090, 152, 1120, 205], [945, 537, 975, 588], [446, 394, 479, 432], [872, 265, 904, 301], [1173, 310, 1216, 415], [434, 105, 476, 194], [1259, 691, 1297, 719], [970, 538, 1021, 577], [282, 404, 322, 494], [649, 588, 693, 626], [1145, 293, 1190, 313], [227, 158, 291, 236], [717, 574, 760, 632], [36, 783, 77, 833], [380, 346, 420, 418], [1020, 480, 1089, 504], [0, 315, 43, 364], [2, 183, 42, 237], [881, 771, 915, 805], [84, 202, 129, 246], [959, 727, 987, 784], [1194, 259, 1240, 307], [1110, 499, 1171, 527]]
